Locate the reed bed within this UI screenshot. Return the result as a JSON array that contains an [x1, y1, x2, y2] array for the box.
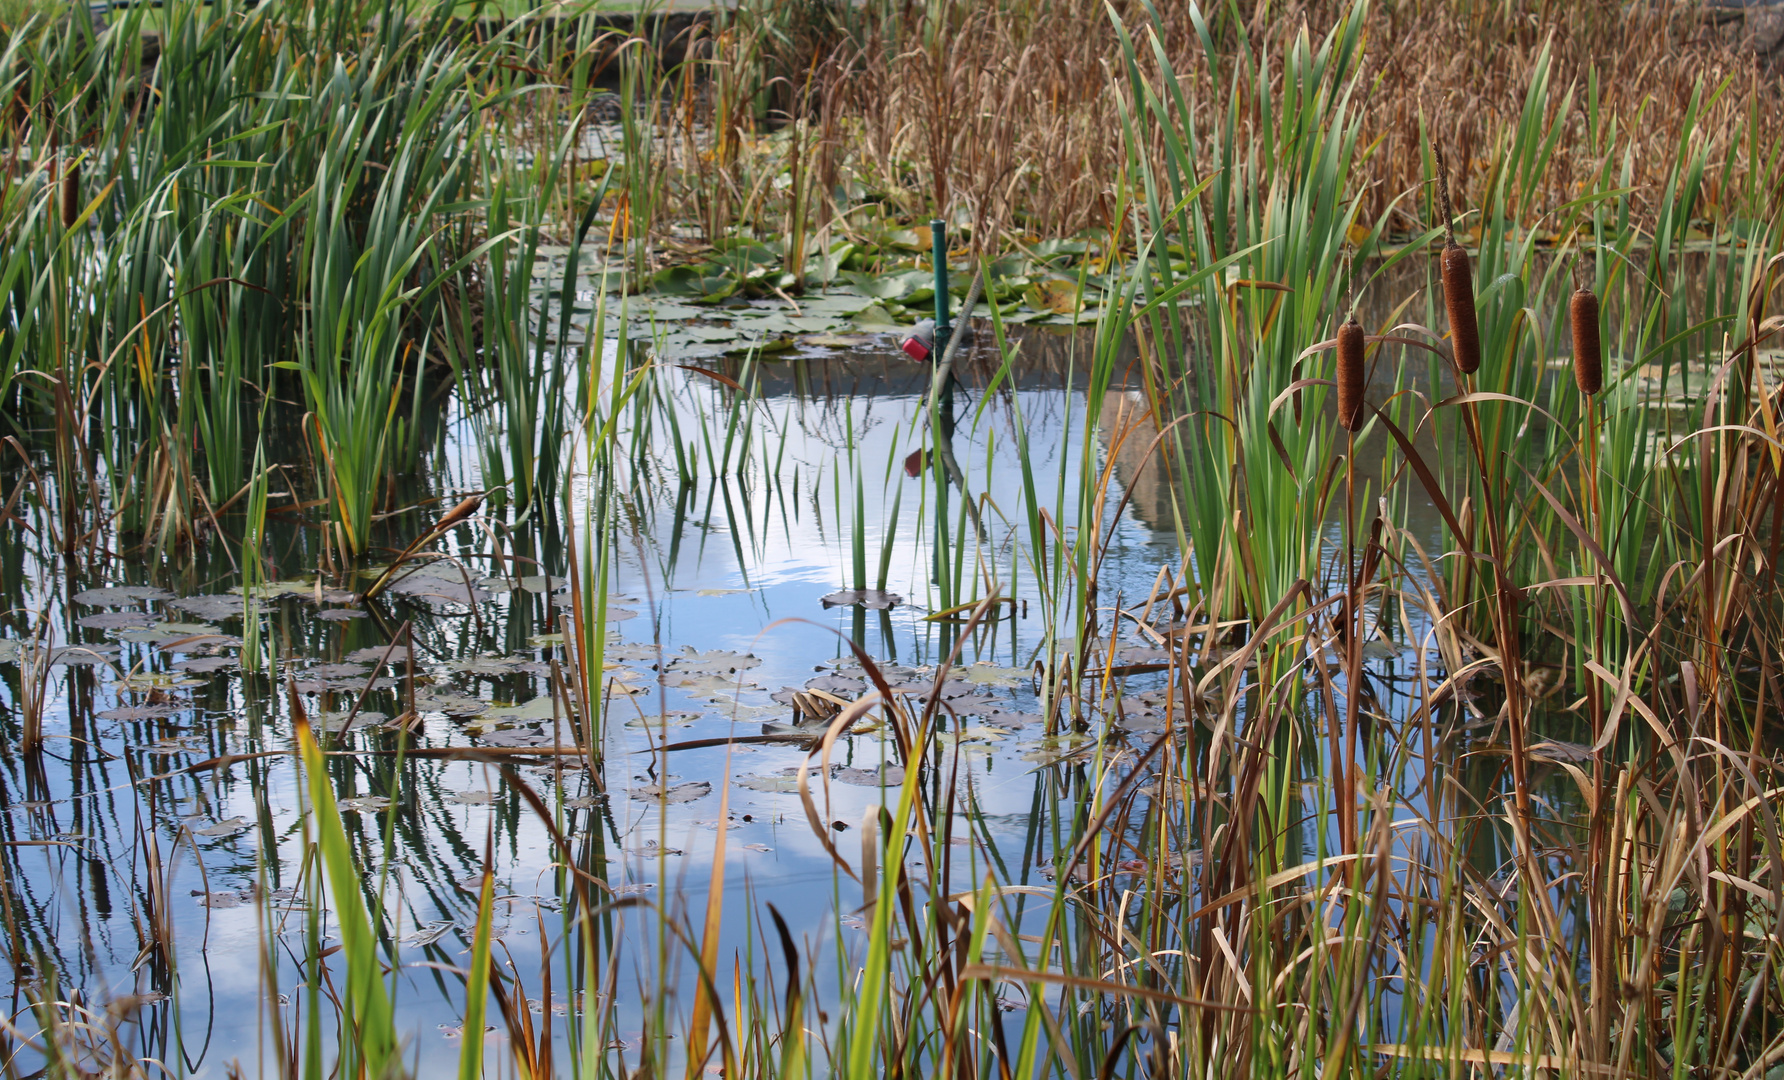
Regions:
[[0, 0, 1781, 1077], [680, 0, 1782, 253]]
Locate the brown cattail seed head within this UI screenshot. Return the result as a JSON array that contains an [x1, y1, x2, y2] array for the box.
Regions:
[[1336, 316, 1366, 432], [1441, 241, 1479, 375], [437, 493, 483, 530], [1570, 286, 1602, 396], [59, 157, 80, 230]]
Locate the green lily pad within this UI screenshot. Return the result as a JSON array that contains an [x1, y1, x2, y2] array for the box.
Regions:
[[483, 697, 560, 723], [808, 243, 857, 283], [633, 301, 711, 322], [737, 770, 801, 794], [850, 305, 904, 331], [650, 265, 738, 302], [963, 664, 1028, 688], [631, 780, 711, 804], [117, 622, 225, 643], [848, 269, 934, 303], [727, 335, 797, 356], [790, 292, 876, 316], [803, 333, 874, 348]]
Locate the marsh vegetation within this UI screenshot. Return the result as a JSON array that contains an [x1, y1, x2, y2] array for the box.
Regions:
[[1, 0, 1782, 1076]]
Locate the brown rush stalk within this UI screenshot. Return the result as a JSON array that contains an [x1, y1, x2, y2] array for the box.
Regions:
[[1570, 273, 1616, 1068], [1572, 281, 1606, 742], [1335, 313, 1365, 851], [1435, 144, 1479, 377], [59, 153, 80, 230], [1433, 139, 1534, 846]]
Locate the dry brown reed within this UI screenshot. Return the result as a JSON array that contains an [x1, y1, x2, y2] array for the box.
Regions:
[[719, 0, 1778, 250]]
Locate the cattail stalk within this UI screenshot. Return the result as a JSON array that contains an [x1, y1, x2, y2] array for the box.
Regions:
[[1435, 146, 1480, 376], [59, 155, 81, 230], [1336, 315, 1366, 431], [1572, 277, 1608, 839]]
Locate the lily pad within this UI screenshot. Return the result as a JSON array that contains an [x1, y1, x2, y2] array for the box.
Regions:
[[737, 770, 801, 794], [667, 672, 757, 698], [344, 645, 415, 667], [192, 817, 251, 837], [820, 589, 902, 610], [963, 664, 1028, 688], [802, 333, 874, 348], [173, 656, 236, 674], [167, 595, 245, 621], [387, 575, 491, 607], [415, 692, 488, 716], [804, 675, 867, 695], [848, 269, 934, 302], [709, 702, 783, 722], [834, 765, 906, 787], [71, 586, 173, 606], [46, 644, 123, 667], [938, 696, 1009, 717], [482, 698, 560, 723], [479, 729, 561, 748], [630, 781, 711, 804], [77, 611, 158, 631], [795, 292, 876, 316], [727, 334, 796, 357], [402, 921, 457, 947], [450, 656, 527, 675], [850, 305, 906, 331], [650, 265, 738, 302], [623, 711, 700, 730], [315, 709, 384, 732], [1020, 735, 1096, 765], [665, 647, 761, 674], [115, 672, 205, 691], [117, 623, 225, 644], [308, 663, 371, 679], [96, 704, 187, 722]]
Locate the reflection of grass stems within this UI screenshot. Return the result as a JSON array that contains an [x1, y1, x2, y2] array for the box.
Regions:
[[240, 437, 270, 674]]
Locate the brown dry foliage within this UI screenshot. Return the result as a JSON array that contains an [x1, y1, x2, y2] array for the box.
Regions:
[[764, 0, 1780, 243]]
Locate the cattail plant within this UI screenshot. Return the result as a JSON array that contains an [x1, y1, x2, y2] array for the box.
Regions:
[[1336, 314, 1366, 431], [58, 154, 80, 229], [1571, 284, 1602, 395], [1435, 146, 1479, 376]]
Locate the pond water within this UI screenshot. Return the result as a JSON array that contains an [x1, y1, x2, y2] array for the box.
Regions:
[[6, 313, 1316, 1074]]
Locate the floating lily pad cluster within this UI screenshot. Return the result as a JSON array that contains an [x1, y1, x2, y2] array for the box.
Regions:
[[531, 231, 1130, 362]]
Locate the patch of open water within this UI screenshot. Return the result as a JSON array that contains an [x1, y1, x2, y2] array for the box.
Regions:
[[0, 322, 1255, 1072]]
